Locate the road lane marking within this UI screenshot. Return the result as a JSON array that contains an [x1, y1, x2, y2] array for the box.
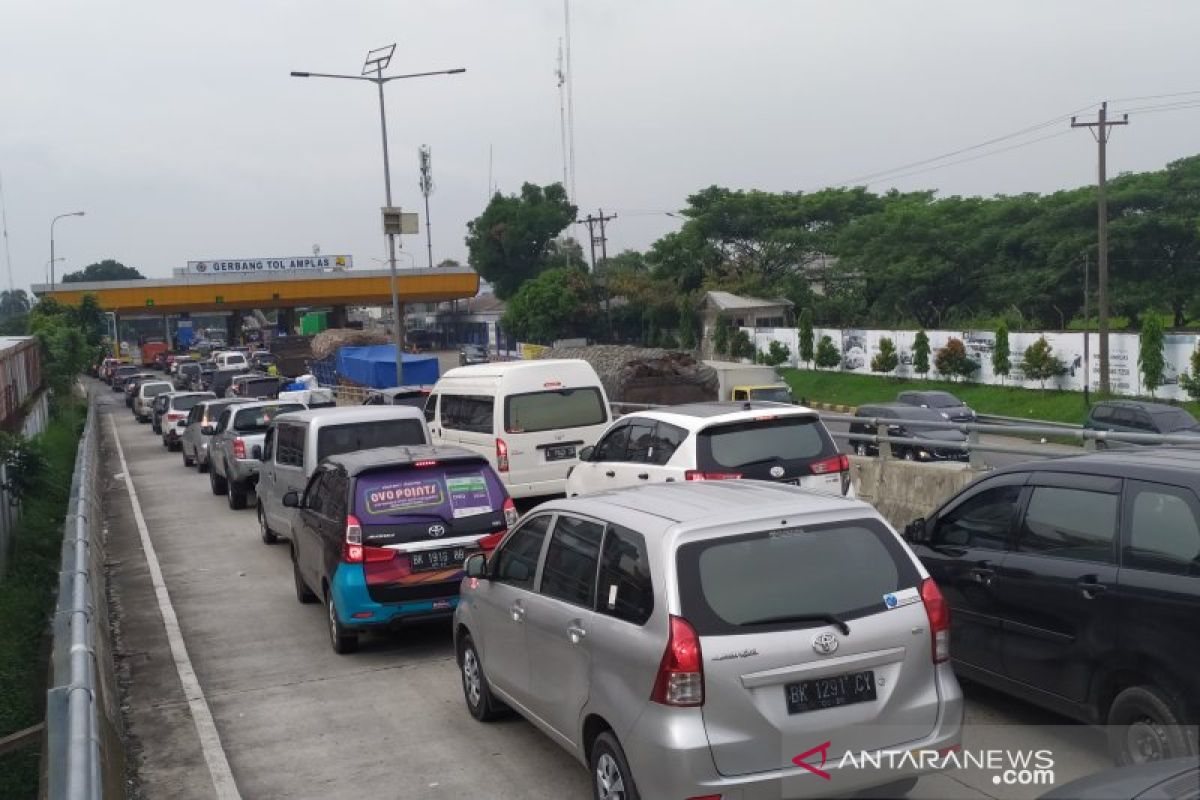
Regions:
[[108, 415, 243, 800]]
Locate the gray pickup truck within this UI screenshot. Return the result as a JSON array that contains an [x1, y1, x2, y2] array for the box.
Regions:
[[208, 400, 305, 509]]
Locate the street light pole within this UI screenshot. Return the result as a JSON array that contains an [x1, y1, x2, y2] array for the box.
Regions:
[[50, 211, 85, 291], [290, 49, 464, 387]]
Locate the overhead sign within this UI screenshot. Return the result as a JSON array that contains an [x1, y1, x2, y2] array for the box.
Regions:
[[184, 255, 352, 276]]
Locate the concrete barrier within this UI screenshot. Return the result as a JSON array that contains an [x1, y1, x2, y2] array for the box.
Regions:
[[850, 456, 978, 530]]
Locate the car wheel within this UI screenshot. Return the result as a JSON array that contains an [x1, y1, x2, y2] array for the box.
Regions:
[[459, 634, 506, 721], [258, 505, 278, 544], [209, 463, 228, 495], [1107, 685, 1196, 765], [182, 448, 194, 468], [590, 731, 640, 800], [227, 479, 247, 510], [292, 546, 317, 604], [326, 592, 358, 654]]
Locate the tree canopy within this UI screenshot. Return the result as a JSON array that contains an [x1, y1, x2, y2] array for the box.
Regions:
[[62, 259, 144, 283], [465, 183, 577, 299]]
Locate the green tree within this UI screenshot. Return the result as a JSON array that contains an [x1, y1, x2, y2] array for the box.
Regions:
[[500, 267, 597, 344], [993, 323, 1012, 382], [465, 182, 577, 298], [1179, 348, 1200, 400], [0, 289, 30, 316], [729, 329, 755, 361], [713, 315, 731, 356], [436, 258, 462, 268], [1022, 336, 1066, 389], [676, 298, 696, 350], [934, 338, 979, 381], [762, 340, 791, 367], [798, 308, 814, 366], [913, 330, 931, 376], [814, 335, 840, 369], [62, 259, 144, 283], [871, 337, 899, 374], [1139, 312, 1167, 395], [29, 299, 91, 393]]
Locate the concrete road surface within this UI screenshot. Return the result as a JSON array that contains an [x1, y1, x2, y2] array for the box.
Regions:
[[95, 386, 1109, 800]]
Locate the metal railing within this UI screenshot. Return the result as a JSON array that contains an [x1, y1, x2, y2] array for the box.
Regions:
[[45, 397, 106, 799]]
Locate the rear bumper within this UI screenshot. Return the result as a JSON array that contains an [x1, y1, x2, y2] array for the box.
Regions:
[[226, 459, 260, 483], [329, 564, 458, 629], [622, 665, 963, 800]]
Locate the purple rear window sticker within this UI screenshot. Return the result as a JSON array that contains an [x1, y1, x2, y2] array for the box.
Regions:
[[446, 474, 494, 518], [356, 467, 500, 520]]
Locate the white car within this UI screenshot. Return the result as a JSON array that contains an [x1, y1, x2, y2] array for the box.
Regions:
[[565, 401, 853, 498]]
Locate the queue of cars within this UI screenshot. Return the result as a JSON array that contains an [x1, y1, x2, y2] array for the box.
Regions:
[[103, 357, 1200, 797]]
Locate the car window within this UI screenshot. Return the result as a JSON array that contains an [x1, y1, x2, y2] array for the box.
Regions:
[[231, 403, 304, 433], [624, 421, 657, 464], [933, 484, 1021, 550], [593, 421, 631, 462], [262, 428, 275, 462], [1111, 408, 1136, 426], [1017, 486, 1118, 563], [597, 525, 653, 625], [325, 472, 347, 521], [648, 422, 687, 466], [316, 419, 427, 461], [493, 515, 551, 589], [423, 394, 437, 423], [187, 405, 204, 424], [172, 394, 207, 412], [275, 424, 304, 467], [677, 518, 921, 635], [539, 515, 604, 607], [504, 388, 607, 434], [215, 408, 232, 433], [1125, 481, 1200, 576], [304, 469, 331, 516], [441, 394, 494, 434]]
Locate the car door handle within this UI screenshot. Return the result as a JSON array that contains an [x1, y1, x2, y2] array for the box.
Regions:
[[510, 602, 526, 623], [567, 622, 587, 644], [604, 470, 615, 478], [969, 566, 995, 585], [1078, 579, 1108, 599], [637, 473, 649, 480]]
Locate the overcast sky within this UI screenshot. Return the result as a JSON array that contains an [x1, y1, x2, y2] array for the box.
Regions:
[[3, 0, 1199, 292]]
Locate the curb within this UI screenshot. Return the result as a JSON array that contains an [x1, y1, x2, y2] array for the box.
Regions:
[[803, 400, 858, 414]]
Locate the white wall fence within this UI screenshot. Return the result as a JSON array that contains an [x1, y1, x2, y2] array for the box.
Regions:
[[750, 327, 1200, 401]]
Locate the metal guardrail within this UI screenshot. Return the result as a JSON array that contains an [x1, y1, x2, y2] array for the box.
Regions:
[[45, 397, 104, 800], [975, 413, 1083, 431]]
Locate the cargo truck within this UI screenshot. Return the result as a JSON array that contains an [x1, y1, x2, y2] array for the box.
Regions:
[[703, 360, 794, 403]]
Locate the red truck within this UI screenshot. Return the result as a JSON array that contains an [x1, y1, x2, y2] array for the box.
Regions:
[[141, 341, 169, 368]]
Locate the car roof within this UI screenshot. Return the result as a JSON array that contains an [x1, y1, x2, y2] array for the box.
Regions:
[[197, 398, 253, 410], [538, 480, 871, 532], [273, 405, 425, 426], [230, 399, 305, 410], [624, 401, 816, 428], [857, 401, 937, 416], [440, 358, 595, 378], [1093, 399, 1188, 415], [325, 445, 488, 477], [374, 385, 434, 398], [994, 449, 1200, 488]]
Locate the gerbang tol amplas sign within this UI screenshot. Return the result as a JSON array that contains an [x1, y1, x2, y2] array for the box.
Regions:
[[185, 255, 352, 275]]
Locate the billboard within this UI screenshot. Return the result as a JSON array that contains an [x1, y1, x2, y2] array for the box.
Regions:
[[184, 255, 352, 276]]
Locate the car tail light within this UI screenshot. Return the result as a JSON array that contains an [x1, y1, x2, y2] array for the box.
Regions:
[[496, 438, 509, 473], [684, 470, 742, 481], [232, 438, 246, 459], [166, 412, 184, 422], [650, 615, 704, 706], [413, 459, 438, 468], [810, 454, 849, 475], [921, 578, 951, 663], [502, 497, 519, 528], [342, 515, 364, 563]]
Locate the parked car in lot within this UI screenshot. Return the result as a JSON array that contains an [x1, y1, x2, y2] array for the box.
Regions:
[[362, 385, 434, 409], [904, 449, 1200, 764], [1084, 399, 1200, 444], [850, 403, 969, 462], [180, 398, 253, 471], [565, 401, 852, 498], [455, 481, 962, 799], [257, 406, 431, 545], [426, 359, 611, 499], [133, 380, 173, 422], [897, 390, 977, 423], [160, 392, 215, 450], [209, 400, 306, 509], [174, 362, 201, 390], [286, 446, 517, 653], [227, 373, 283, 399]]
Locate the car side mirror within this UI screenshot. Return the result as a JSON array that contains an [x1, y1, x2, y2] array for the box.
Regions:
[[579, 445, 594, 462], [252, 445, 263, 461], [464, 553, 487, 579], [283, 491, 300, 508], [201, 425, 215, 435], [904, 517, 930, 544]]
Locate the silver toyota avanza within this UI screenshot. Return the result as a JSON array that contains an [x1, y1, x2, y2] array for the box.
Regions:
[[454, 481, 963, 799]]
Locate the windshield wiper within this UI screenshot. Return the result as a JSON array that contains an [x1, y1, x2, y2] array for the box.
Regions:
[[739, 612, 850, 635]]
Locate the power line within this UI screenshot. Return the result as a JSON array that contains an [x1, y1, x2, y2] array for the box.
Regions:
[[866, 130, 1072, 186], [1111, 98, 1200, 116], [1109, 89, 1200, 104]]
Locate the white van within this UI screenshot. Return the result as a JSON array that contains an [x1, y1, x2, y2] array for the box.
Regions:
[[214, 351, 248, 370], [426, 359, 610, 498], [256, 405, 430, 543]]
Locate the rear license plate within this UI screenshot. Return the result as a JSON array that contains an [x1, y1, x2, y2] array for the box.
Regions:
[[409, 546, 468, 573], [781, 478, 800, 486], [545, 445, 577, 462], [785, 670, 877, 714]]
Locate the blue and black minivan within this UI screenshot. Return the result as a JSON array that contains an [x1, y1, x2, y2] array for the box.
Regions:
[[286, 445, 517, 653]]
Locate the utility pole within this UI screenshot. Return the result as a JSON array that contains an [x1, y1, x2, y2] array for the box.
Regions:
[[575, 210, 616, 340], [1083, 251, 1090, 406], [577, 213, 598, 271], [418, 145, 434, 268], [1072, 101, 1128, 394]]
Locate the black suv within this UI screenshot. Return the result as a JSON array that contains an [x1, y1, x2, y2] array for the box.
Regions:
[[905, 450, 1200, 764], [1085, 400, 1200, 443], [850, 402, 968, 462]]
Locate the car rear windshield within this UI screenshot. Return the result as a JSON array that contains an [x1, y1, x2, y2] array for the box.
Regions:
[[171, 394, 208, 411], [748, 387, 793, 403], [676, 518, 921, 635], [504, 387, 607, 434], [143, 383, 172, 396], [317, 420, 427, 461], [353, 461, 504, 523], [232, 403, 304, 432], [240, 378, 278, 393], [696, 416, 834, 471]]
